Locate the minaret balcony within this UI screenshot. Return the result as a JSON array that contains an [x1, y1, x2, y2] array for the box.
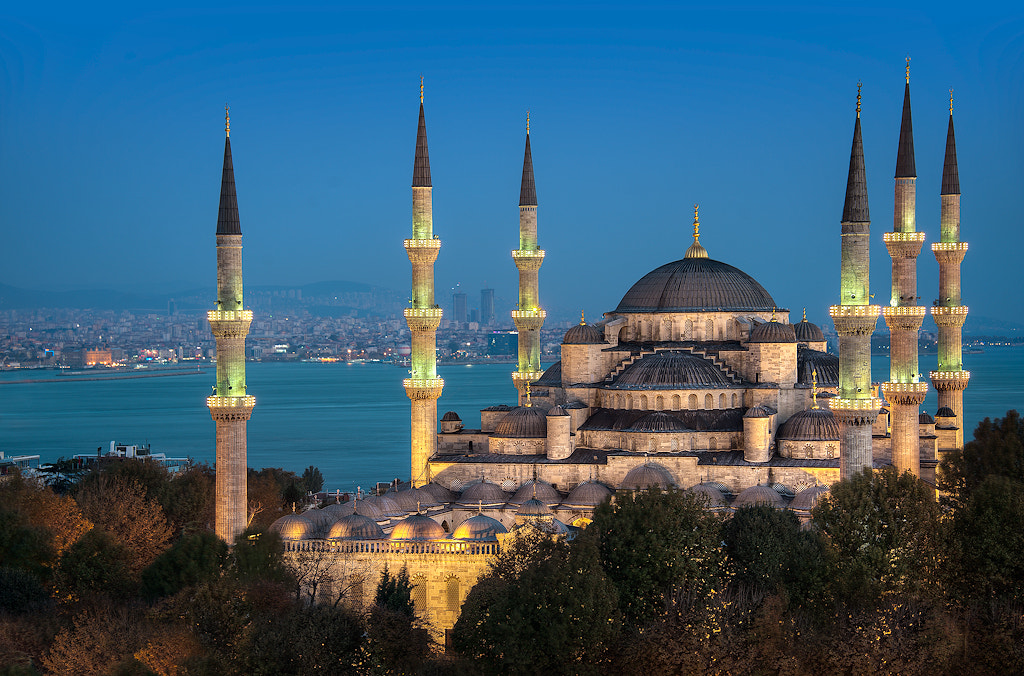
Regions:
[[405, 238, 442, 264], [932, 242, 968, 265], [883, 231, 926, 259], [881, 381, 928, 406], [512, 370, 546, 386], [208, 310, 253, 322], [882, 306, 926, 332], [931, 306, 968, 327], [512, 249, 545, 271], [829, 305, 879, 336], [207, 395, 256, 421], [930, 370, 970, 391], [403, 378, 444, 400], [512, 309, 547, 331], [404, 307, 443, 332], [932, 242, 968, 252], [829, 397, 883, 426]]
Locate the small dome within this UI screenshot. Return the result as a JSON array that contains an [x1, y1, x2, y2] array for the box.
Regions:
[[268, 513, 315, 541], [610, 351, 733, 389], [493, 406, 548, 438], [777, 408, 841, 441], [322, 500, 355, 518], [349, 498, 383, 519], [458, 479, 508, 507], [562, 481, 613, 508], [421, 482, 456, 503], [365, 494, 406, 517], [389, 514, 446, 541], [732, 485, 786, 509], [935, 406, 956, 418], [452, 513, 508, 541], [547, 405, 569, 417], [304, 508, 338, 537], [329, 512, 386, 540], [748, 321, 797, 344], [517, 498, 552, 517], [509, 480, 561, 506], [744, 405, 773, 419], [628, 411, 690, 432], [563, 322, 604, 345], [390, 486, 441, 512], [789, 485, 830, 513], [794, 320, 825, 343], [621, 463, 674, 490], [686, 483, 727, 507], [919, 412, 935, 424], [441, 411, 462, 422]]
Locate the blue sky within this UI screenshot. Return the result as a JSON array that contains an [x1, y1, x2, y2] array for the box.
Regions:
[[1, 2, 1021, 326]]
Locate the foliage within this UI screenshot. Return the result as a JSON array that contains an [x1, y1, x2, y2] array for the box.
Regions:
[[812, 467, 944, 604], [237, 603, 364, 675], [0, 507, 53, 579], [133, 623, 201, 676], [52, 529, 132, 601], [0, 474, 92, 559], [140, 531, 228, 600], [35, 457, 87, 494], [363, 605, 431, 676], [940, 409, 1024, 511], [230, 528, 292, 585], [301, 465, 325, 494], [0, 566, 51, 615], [948, 475, 1024, 601], [373, 565, 414, 617], [41, 605, 147, 676], [587, 488, 724, 625]]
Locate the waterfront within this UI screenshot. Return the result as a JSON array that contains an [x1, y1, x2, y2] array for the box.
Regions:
[[1, 348, 1022, 491]]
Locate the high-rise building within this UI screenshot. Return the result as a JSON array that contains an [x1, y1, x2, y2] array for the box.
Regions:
[[481, 288, 495, 325], [453, 292, 468, 324]]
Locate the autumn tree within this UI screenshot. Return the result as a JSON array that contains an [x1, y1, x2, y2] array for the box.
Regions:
[[0, 473, 92, 559], [41, 605, 147, 676]]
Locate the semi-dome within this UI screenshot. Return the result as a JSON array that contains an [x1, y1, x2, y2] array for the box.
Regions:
[[686, 483, 728, 508], [789, 485, 830, 513], [794, 319, 825, 343], [748, 321, 797, 343], [621, 463, 674, 490], [493, 406, 548, 438], [509, 480, 561, 506], [609, 351, 733, 389], [389, 513, 446, 541], [615, 257, 777, 313], [268, 513, 315, 541], [452, 514, 508, 541], [458, 479, 508, 507], [628, 411, 690, 432], [329, 512, 386, 540], [562, 481, 613, 508], [563, 322, 605, 344], [776, 408, 841, 441], [798, 349, 839, 386], [732, 485, 786, 509]]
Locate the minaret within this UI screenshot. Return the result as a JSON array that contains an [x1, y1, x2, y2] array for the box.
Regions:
[[208, 107, 255, 542], [830, 84, 882, 480], [511, 113, 546, 403], [404, 80, 444, 487], [930, 90, 970, 451], [881, 59, 928, 477]]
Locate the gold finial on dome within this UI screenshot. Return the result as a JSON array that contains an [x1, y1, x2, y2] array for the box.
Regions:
[[856, 81, 862, 118], [771, 307, 777, 322], [684, 203, 709, 259], [802, 307, 807, 322], [420, 76, 424, 103], [949, 88, 954, 115], [580, 310, 586, 325], [527, 110, 530, 135], [524, 381, 532, 407], [905, 55, 911, 84], [225, 105, 230, 137], [811, 368, 819, 409]]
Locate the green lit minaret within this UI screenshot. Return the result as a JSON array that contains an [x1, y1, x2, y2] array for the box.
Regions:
[[208, 107, 255, 542], [404, 80, 444, 487], [830, 84, 882, 480], [881, 59, 928, 477], [930, 90, 969, 451], [511, 113, 546, 403]]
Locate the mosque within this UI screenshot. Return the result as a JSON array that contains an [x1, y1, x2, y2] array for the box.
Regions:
[[212, 67, 969, 634]]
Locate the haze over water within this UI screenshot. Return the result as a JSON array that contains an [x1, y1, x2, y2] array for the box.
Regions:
[[2, 349, 1022, 491]]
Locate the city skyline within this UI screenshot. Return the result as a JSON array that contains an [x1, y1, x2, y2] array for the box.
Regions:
[[1, 3, 1021, 326]]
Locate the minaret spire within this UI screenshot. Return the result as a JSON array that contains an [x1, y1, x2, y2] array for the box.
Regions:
[[208, 108, 255, 542], [830, 86, 881, 480], [404, 82, 444, 486], [685, 203, 708, 258]]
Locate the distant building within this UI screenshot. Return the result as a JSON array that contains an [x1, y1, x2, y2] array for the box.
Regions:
[[480, 288, 495, 325], [452, 293, 467, 324]]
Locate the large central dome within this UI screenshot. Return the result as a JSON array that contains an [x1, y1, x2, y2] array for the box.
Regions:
[[615, 257, 777, 313]]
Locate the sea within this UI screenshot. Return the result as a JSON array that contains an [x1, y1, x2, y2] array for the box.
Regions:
[[1, 348, 1022, 492]]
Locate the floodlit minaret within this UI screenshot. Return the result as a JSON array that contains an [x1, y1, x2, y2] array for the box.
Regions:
[[404, 80, 444, 487], [208, 107, 255, 542], [830, 84, 882, 480], [881, 59, 928, 477], [930, 90, 970, 451], [511, 113, 546, 403]]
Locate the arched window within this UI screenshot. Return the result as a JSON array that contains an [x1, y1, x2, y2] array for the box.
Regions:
[[731, 393, 738, 407], [804, 443, 814, 458], [446, 577, 461, 612], [704, 393, 713, 409], [670, 438, 679, 451], [639, 395, 648, 409], [708, 437, 717, 451], [825, 444, 836, 458], [626, 395, 633, 410], [656, 395, 664, 410], [672, 394, 681, 410], [685, 319, 693, 339], [718, 393, 726, 408], [706, 319, 714, 339], [441, 520, 450, 533], [412, 576, 427, 612], [349, 577, 364, 606], [688, 394, 698, 409]]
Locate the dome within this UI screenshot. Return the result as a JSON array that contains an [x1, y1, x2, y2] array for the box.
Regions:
[[452, 513, 508, 541], [935, 406, 956, 418], [686, 483, 727, 508], [389, 514, 446, 541], [321, 500, 355, 518], [562, 481, 613, 508], [794, 319, 825, 343], [517, 498, 552, 517], [919, 412, 935, 424], [732, 485, 786, 509], [621, 463, 674, 490], [776, 408, 841, 441], [349, 498, 383, 519], [509, 480, 561, 506], [744, 405, 773, 419], [303, 508, 338, 537], [329, 512, 386, 540], [798, 349, 839, 386], [615, 257, 777, 313], [493, 406, 548, 438], [610, 351, 733, 389], [441, 411, 462, 422], [268, 513, 315, 541], [628, 411, 690, 432], [458, 480, 508, 507], [563, 322, 604, 345], [390, 486, 441, 512], [365, 494, 406, 518], [421, 482, 456, 503], [789, 485, 830, 513], [748, 321, 797, 344], [547, 405, 569, 417]]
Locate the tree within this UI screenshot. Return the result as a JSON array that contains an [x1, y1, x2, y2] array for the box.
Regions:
[[230, 528, 292, 585], [41, 605, 146, 676], [141, 530, 228, 600], [35, 457, 86, 494], [52, 529, 132, 601], [948, 475, 1024, 601], [811, 467, 944, 604], [373, 565, 414, 616], [238, 603, 364, 675], [301, 466, 324, 494], [0, 507, 53, 579], [940, 410, 1024, 511], [0, 473, 92, 558], [0, 566, 51, 614]]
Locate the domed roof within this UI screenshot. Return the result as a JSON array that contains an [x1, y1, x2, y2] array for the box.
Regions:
[[563, 322, 604, 345], [776, 408, 841, 441], [935, 406, 956, 418], [686, 483, 727, 507], [517, 498, 552, 517], [321, 500, 355, 518], [919, 412, 935, 424], [621, 463, 674, 490], [390, 486, 441, 512], [789, 485, 830, 513], [364, 494, 406, 517], [349, 498, 383, 519], [268, 513, 315, 541], [744, 404, 774, 419], [547, 405, 569, 417], [794, 319, 825, 343], [628, 411, 690, 432], [389, 513, 446, 541], [732, 485, 786, 509], [441, 411, 462, 422], [493, 406, 548, 438], [303, 508, 338, 537], [562, 481, 613, 508], [748, 321, 797, 344], [509, 480, 561, 506], [458, 479, 508, 507], [452, 513, 508, 541], [610, 351, 732, 389], [420, 482, 456, 503], [329, 512, 386, 540], [615, 257, 777, 313]]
